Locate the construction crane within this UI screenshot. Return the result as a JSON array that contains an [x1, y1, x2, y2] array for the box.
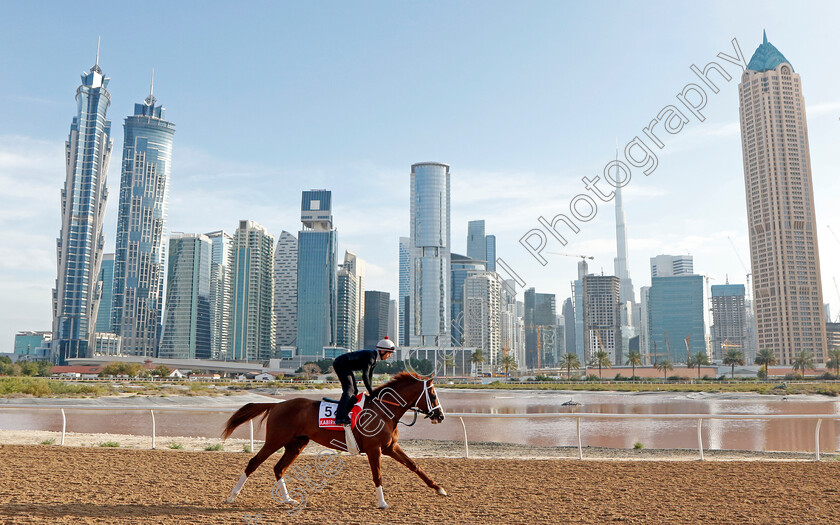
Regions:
[[727, 237, 752, 299], [547, 252, 594, 261]]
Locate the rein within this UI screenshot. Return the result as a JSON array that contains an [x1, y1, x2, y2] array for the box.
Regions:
[[376, 379, 441, 426]]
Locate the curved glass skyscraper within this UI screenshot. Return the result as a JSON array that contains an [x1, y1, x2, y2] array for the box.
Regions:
[[112, 86, 175, 357], [409, 162, 451, 347], [52, 56, 114, 364]]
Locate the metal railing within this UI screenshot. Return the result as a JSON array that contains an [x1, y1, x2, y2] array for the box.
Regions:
[[2, 405, 839, 461]]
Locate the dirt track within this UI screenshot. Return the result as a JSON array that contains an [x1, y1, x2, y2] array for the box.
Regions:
[[1, 445, 839, 524]]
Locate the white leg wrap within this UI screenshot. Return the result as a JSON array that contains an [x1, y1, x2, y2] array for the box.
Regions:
[[226, 472, 248, 503], [344, 425, 359, 455], [273, 477, 297, 504], [376, 485, 388, 509]]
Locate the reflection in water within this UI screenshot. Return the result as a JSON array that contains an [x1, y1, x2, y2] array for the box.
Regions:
[[2, 390, 839, 452]]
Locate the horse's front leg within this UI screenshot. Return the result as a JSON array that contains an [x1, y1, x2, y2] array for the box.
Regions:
[[383, 443, 447, 496], [366, 448, 388, 509]]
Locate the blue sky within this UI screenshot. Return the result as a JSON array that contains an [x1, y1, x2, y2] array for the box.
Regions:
[[2, 1, 840, 350]]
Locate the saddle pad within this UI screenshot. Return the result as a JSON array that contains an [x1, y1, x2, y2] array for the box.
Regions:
[[318, 394, 365, 429]]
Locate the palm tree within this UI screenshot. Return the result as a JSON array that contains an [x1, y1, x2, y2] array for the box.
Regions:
[[626, 351, 642, 379], [826, 348, 840, 378], [469, 349, 486, 378], [589, 350, 611, 379], [500, 354, 518, 379], [723, 348, 745, 379], [443, 354, 456, 377], [754, 348, 777, 379], [691, 351, 710, 379], [657, 360, 673, 380], [559, 353, 581, 379], [791, 350, 815, 378]]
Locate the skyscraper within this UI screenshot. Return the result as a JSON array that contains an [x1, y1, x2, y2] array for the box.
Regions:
[[450, 253, 485, 346], [467, 220, 486, 262], [711, 283, 749, 362], [650, 254, 694, 277], [613, 184, 634, 304], [232, 220, 275, 361], [561, 297, 578, 361], [464, 272, 501, 372], [112, 83, 175, 357], [364, 291, 391, 349], [485, 235, 497, 272], [398, 236, 410, 346], [409, 162, 451, 347], [297, 190, 337, 356], [95, 254, 115, 333], [524, 288, 556, 369], [343, 251, 366, 349], [336, 256, 359, 351], [273, 231, 298, 349], [53, 50, 114, 364], [648, 274, 705, 364], [582, 275, 621, 364], [206, 230, 233, 360], [738, 32, 827, 364], [159, 233, 212, 359]]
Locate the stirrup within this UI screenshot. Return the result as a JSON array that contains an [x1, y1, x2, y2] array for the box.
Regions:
[[344, 424, 360, 455]]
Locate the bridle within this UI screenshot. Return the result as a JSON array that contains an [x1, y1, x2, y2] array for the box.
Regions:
[[380, 379, 444, 427]]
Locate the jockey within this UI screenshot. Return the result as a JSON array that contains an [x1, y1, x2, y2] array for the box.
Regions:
[[332, 337, 396, 425]]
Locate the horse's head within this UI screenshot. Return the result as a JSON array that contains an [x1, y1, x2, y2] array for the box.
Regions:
[[418, 379, 445, 424]]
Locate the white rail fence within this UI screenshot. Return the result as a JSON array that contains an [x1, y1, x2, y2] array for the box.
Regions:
[[2, 405, 839, 461]]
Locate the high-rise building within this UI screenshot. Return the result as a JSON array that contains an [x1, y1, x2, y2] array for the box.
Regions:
[[232, 220, 275, 361], [463, 271, 501, 372], [648, 274, 705, 364], [640, 285, 651, 362], [14, 331, 52, 359], [572, 260, 588, 360], [336, 256, 359, 351], [738, 32, 827, 364], [95, 254, 115, 333], [450, 253, 485, 346], [112, 85, 175, 357], [364, 291, 391, 349], [273, 231, 298, 349], [499, 279, 520, 365], [409, 162, 451, 347], [343, 251, 365, 349], [524, 288, 556, 369], [650, 255, 694, 277], [398, 236, 410, 346], [485, 235, 497, 272], [711, 283, 750, 362], [562, 297, 577, 361], [467, 220, 486, 263], [582, 275, 621, 364], [613, 184, 634, 304], [206, 231, 233, 360], [53, 52, 114, 364], [387, 299, 397, 341], [297, 190, 337, 356], [159, 233, 212, 359]]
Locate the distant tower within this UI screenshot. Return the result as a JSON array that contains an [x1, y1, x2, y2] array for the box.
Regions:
[[409, 163, 451, 347], [232, 220, 275, 361], [206, 230, 233, 360], [273, 231, 298, 350], [52, 48, 114, 364], [398, 236, 410, 346], [467, 220, 486, 262], [297, 190, 337, 356], [738, 32, 826, 364], [95, 254, 115, 333], [112, 77, 175, 357], [613, 183, 634, 304]]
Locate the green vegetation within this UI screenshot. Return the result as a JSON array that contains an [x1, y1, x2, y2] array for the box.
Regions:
[[559, 353, 581, 379], [99, 441, 120, 447], [589, 350, 612, 379], [167, 442, 184, 450], [204, 443, 223, 451], [0, 377, 111, 397], [242, 444, 252, 453], [0, 357, 53, 377], [633, 442, 644, 450], [39, 438, 56, 445], [723, 349, 745, 379]]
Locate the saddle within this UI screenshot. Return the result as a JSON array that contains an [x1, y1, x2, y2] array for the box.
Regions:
[[318, 393, 365, 430]]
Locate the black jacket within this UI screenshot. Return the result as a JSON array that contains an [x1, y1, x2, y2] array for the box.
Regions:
[[333, 349, 379, 395]]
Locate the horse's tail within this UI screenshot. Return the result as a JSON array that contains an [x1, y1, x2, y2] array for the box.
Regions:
[[222, 403, 275, 440]]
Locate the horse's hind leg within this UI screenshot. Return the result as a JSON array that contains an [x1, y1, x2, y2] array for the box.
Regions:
[[382, 443, 447, 496], [225, 440, 284, 503], [271, 435, 309, 504]]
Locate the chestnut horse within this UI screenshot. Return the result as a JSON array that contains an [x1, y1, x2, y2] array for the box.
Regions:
[[222, 372, 447, 509]]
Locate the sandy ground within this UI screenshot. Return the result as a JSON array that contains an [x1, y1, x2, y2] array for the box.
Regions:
[[1, 444, 840, 524]]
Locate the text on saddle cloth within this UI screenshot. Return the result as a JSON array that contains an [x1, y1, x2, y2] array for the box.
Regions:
[[318, 393, 365, 429]]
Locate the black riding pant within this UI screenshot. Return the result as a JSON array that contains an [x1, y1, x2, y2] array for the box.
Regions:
[[334, 364, 356, 423]]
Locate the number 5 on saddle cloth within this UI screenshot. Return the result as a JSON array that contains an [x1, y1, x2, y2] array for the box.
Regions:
[[318, 393, 365, 429]]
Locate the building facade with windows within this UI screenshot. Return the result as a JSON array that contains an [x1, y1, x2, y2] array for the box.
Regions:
[[273, 231, 298, 351], [206, 230, 233, 360], [231, 221, 275, 361], [648, 274, 706, 364]]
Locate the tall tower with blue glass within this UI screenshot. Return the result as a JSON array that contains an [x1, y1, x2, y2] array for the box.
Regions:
[[52, 52, 114, 364], [409, 162, 451, 348], [296, 190, 337, 356], [112, 82, 175, 357]]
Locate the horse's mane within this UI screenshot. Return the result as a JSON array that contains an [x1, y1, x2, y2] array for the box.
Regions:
[[371, 371, 423, 397]]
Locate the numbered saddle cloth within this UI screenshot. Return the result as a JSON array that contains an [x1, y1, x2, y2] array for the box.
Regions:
[[318, 394, 365, 429]]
